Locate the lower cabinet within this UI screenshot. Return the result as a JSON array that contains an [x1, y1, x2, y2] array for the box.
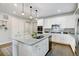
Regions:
[[17, 38, 49, 56]]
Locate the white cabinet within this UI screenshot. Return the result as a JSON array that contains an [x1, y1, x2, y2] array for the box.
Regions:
[[11, 18, 24, 39], [17, 38, 49, 56], [24, 21, 31, 34], [18, 43, 33, 56], [32, 22, 37, 33], [12, 18, 37, 39], [24, 21, 37, 35]]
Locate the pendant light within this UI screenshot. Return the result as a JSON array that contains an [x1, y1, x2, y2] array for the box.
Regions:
[[29, 6, 33, 19], [35, 9, 38, 20], [21, 3, 24, 15]]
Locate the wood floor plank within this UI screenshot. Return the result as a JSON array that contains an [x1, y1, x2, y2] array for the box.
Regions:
[[0, 42, 12, 56], [0, 42, 12, 48], [0, 49, 5, 56], [47, 42, 75, 56]]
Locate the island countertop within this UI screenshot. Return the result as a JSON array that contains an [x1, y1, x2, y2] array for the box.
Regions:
[[13, 34, 51, 46]]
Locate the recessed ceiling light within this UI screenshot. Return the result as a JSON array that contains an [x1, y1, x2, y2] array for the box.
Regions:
[[57, 9, 61, 13], [14, 3, 17, 7]]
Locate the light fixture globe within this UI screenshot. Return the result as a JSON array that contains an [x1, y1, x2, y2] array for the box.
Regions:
[[21, 3, 25, 16], [29, 16, 33, 19], [21, 12, 24, 15]]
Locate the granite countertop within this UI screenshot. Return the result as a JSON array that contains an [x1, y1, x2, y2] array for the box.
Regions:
[[14, 34, 51, 46]]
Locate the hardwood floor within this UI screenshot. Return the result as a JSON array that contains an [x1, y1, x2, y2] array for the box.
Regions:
[[0, 49, 5, 56], [46, 42, 75, 56], [0, 42, 79, 56], [0, 42, 12, 56]]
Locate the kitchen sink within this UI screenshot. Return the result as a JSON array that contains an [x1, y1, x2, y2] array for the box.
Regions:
[[36, 35, 44, 39]]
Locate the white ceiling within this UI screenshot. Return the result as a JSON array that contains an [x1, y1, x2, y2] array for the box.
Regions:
[[0, 3, 77, 19]]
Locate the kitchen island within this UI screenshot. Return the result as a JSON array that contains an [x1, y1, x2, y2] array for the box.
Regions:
[[12, 34, 50, 56]]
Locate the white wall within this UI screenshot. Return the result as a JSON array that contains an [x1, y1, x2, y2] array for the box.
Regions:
[[41, 14, 76, 28]]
